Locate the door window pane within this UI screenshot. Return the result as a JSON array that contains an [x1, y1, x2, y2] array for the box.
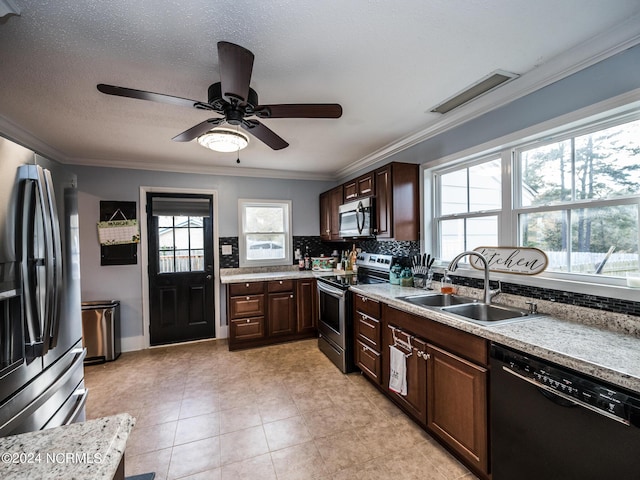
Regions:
[[156, 215, 205, 273]]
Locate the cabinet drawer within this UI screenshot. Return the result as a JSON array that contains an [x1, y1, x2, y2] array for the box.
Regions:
[[231, 316, 265, 341], [229, 282, 264, 296], [267, 279, 294, 293], [356, 339, 381, 384], [229, 294, 265, 319], [355, 312, 380, 351], [354, 294, 381, 318]]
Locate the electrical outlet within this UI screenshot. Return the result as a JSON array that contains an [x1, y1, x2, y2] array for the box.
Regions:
[[221, 245, 232, 255]]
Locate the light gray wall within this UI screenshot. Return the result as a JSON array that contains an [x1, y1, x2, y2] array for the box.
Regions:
[[75, 166, 334, 344]]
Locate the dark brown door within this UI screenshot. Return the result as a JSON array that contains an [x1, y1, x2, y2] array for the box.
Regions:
[[147, 193, 215, 346]]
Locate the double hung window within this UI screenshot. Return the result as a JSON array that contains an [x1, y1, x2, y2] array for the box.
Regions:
[[239, 199, 292, 267], [431, 113, 640, 282]]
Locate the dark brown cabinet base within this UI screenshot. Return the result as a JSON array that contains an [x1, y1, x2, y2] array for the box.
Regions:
[[227, 278, 318, 350]]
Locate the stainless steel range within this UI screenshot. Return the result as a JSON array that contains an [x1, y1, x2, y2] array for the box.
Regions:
[[317, 252, 393, 373]]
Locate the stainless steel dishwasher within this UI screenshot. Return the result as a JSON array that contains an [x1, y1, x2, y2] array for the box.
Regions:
[[490, 344, 640, 479]]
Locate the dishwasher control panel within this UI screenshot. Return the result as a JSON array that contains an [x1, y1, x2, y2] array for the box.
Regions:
[[491, 344, 640, 426]]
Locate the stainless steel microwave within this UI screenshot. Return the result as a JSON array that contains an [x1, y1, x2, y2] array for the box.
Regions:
[[338, 197, 374, 237]]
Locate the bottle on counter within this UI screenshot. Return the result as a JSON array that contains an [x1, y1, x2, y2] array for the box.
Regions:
[[304, 246, 310, 270], [296, 248, 304, 270], [350, 244, 358, 273], [440, 270, 456, 294]]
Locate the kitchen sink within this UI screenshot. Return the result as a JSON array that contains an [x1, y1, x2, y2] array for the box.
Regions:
[[396, 293, 539, 326], [398, 293, 477, 307], [441, 302, 532, 325]]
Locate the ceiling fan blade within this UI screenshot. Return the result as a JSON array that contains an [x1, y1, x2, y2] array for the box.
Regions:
[[241, 119, 289, 150], [97, 84, 211, 110], [172, 118, 225, 142], [253, 103, 343, 119], [217, 41, 254, 104]]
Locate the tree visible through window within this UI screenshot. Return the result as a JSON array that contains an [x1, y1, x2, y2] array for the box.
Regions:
[[518, 118, 640, 276]]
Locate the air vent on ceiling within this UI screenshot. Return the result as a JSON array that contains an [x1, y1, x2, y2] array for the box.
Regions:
[[430, 70, 519, 114]]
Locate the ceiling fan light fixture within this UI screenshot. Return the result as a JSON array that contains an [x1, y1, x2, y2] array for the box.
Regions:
[[197, 128, 249, 152]]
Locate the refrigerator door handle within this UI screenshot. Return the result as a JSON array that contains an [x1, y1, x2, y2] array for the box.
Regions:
[[43, 168, 63, 349], [19, 172, 45, 356], [64, 388, 89, 426]]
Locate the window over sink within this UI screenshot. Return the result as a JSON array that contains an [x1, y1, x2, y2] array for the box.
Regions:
[[428, 107, 640, 288], [238, 199, 292, 267]]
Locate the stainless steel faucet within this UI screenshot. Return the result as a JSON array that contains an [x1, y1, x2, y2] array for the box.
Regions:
[[447, 251, 501, 304]]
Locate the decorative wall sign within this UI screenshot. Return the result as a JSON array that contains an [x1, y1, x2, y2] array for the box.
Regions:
[[471, 246, 548, 275], [99, 201, 138, 266]]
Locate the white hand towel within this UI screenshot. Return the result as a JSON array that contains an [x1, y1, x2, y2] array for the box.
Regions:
[[389, 345, 407, 396]]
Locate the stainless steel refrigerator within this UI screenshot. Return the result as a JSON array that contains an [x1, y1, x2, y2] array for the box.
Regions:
[[0, 135, 86, 437]]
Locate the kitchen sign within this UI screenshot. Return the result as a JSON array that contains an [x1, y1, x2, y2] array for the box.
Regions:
[[471, 246, 548, 275]]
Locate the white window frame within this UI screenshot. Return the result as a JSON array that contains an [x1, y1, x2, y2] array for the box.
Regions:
[[238, 199, 292, 268], [423, 89, 640, 301]]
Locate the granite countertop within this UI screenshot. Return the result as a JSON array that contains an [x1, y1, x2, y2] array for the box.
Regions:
[[220, 267, 339, 284], [0, 413, 135, 480], [350, 283, 640, 393]]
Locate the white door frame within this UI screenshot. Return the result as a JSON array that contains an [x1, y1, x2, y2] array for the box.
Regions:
[[139, 186, 227, 348]]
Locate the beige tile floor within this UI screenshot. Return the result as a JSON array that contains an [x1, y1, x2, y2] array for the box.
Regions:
[[85, 338, 478, 480]]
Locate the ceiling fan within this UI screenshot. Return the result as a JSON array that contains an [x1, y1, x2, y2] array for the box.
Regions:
[[97, 41, 342, 150]]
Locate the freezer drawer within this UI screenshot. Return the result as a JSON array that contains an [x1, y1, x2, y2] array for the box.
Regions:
[[81, 300, 121, 364]]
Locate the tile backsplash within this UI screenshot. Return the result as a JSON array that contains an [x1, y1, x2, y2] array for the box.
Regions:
[[218, 236, 640, 318]]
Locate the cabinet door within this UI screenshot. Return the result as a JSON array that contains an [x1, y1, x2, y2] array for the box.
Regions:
[[426, 343, 488, 474], [357, 173, 374, 197], [374, 165, 392, 238], [296, 279, 317, 334], [383, 325, 427, 426], [230, 316, 265, 342], [355, 339, 381, 384], [268, 292, 296, 336], [229, 294, 264, 319], [343, 180, 358, 201], [319, 191, 331, 241], [329, 186, 343, 240]]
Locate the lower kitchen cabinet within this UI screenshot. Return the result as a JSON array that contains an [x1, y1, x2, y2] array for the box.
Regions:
[[383, 323, 428, 425], [354, 293, 382, 384], [227, 279, 318, 350], [355, 339, 381, 383], [427, 343, 488, 474], [296, 278, 317, 334], [230, 316, 265, 342], [378, 303, 490, 479], [268, 291, 296, 336]]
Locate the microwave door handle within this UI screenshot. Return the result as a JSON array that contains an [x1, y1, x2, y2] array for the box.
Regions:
[[356, 201, 364, 234], [43, 169, 62, 349]]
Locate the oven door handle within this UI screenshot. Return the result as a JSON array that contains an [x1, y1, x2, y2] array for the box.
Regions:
[[317, 281, 346, 298]]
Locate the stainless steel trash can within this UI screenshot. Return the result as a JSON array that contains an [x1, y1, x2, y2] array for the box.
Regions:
[[81, 300, 121, 364]]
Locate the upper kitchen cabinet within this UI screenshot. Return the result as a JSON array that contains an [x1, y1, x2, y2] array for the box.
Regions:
[[374, 162, 419, 241], [319, 161, 419, 242], [319, 185, 343, 241], [344, 172, 375, 201]]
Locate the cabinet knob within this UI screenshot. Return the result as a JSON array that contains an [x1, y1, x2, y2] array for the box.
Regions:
[[245, 283, 250, 288], [246, 296, 250, 300], [290, 294, 294, 298], [417, 351, 423, 359], [326, 229, 330, 233], [279, 280, 283, 284], [246, 319, 250, 323]]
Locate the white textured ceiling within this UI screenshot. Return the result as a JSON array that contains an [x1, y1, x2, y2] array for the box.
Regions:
[[1, 1, 639, 180]]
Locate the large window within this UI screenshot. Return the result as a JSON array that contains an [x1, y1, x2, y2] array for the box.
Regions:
[[435, 157, 502, 261], [516, 118, 640, 277], [431, 113, 640, 283], [239, 199, 292, 267]]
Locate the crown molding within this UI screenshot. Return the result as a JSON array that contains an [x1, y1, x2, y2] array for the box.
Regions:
[[61, 155, 336, 181], [336, 12, 640, 181]]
